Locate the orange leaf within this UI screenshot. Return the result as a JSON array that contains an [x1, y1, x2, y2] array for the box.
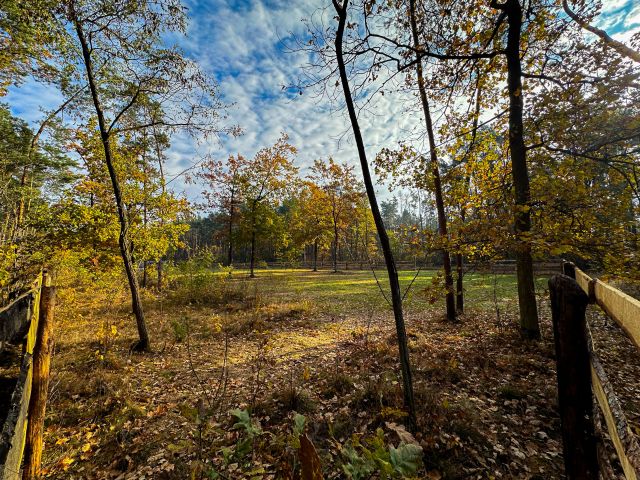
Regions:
[[299, 435, 323, 480]]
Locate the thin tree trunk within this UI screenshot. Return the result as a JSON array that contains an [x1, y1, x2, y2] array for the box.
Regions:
[[408, 0, 456, 322], [455, 76, 482, 314], [456, 252, 464, 313], [14, 86, 86, 242], [498, 0, 540, 338], [333, 224, 338, 273], [74, 17, 150, 351], [250, 215, 257, 278], [142, 168, 148, 289], [334, 0, 416, 430], [152, 125, 165, 291], [313, 238, 318, 271], [227, 187, 235, 267]]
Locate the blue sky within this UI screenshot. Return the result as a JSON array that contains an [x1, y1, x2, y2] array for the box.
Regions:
[[5, 0, 640, 202]]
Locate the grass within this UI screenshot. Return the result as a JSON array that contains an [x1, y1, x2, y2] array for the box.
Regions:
[[180, 267, 549, 318], [42, 265, 561, 479]]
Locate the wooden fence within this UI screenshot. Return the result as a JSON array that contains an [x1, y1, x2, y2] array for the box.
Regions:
[[550, 262, 640, 479], [225, 259, 563, 274], [0, 272, 54, 480]]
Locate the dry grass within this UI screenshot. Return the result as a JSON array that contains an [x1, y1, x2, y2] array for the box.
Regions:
[[40, 268, 567, 479]]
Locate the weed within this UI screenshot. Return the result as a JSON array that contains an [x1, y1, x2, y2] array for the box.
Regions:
[[498, 383, 527, 400], [275, 387, 316, 413], [324, 373, 354, 398], [171, 317, 188, 343]]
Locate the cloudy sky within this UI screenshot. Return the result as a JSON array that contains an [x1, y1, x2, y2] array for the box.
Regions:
[[6, 0, 640, 202]]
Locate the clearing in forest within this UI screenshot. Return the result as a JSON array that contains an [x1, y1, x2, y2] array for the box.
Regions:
[[42, 268, 572, 479]]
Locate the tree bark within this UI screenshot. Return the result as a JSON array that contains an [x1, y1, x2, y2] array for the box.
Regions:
[[23, 273, 56, 480], [408, 0, 456, 322], [74, 17, 150, 351], [455, 76, 482, 314], [334, 0, 416, 430], [250, 213, 257, 278], [499, 0, 540, 339], [333, 224, 339, 273], [313, 238, 318, 272], [227, 189, 235, 267], [456, 252, 464, 313]]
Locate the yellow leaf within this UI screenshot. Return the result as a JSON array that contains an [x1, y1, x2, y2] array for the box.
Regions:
[[61, 456, 75, 470]]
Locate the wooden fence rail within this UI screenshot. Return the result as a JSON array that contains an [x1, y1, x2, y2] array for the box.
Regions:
[[216, 259, 563, 275], [551, 262, 640, 479], [0, 272, 54, 480]]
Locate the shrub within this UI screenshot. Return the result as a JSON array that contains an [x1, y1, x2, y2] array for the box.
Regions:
[[167, 257, 249, 306], [171, 317, 188, 342]]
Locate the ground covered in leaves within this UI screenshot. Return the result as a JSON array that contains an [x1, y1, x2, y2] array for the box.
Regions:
[[37, 268, 636, 479]]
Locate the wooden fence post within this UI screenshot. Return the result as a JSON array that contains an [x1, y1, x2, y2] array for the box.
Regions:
[[549, 274, 598, 479], [562, 261, 576, 279], [22, 272, 55, 480]]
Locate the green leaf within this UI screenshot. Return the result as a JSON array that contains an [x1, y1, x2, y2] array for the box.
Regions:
[[293, 413, 306, 436], [231, 409, 261, 437], [389, 443, 423, 476]]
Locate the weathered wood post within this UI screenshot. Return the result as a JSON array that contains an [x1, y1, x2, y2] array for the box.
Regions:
[[549, 274, 598, 479], [562, 260, 576, 279], [22, 272, 56, 480]]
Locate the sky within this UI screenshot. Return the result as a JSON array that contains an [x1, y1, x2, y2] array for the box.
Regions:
[[5, 0, 640, 203]]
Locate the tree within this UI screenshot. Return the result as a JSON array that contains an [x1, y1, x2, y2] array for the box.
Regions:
[[50, 0, 231, 350], [196, 154, 250, 267], [332, 0, 416, 430], [407, 0, 456, 321], [0, 0, 65, 96], [294, 181, 333, 271], [310, 158, 358, 273], [239, 135, 298, 278], [488, 0, 539, 338]]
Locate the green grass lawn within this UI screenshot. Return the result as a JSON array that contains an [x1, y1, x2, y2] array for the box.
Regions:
[[196, 267, 551, 318]]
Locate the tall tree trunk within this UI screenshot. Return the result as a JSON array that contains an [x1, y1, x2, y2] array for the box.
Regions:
[[333, 224, 338, 273], [408, 0, 456, 322], [250, 214, 257, 278], [74, 17, 150, 351], [498, 0, 540, 338], [153, 125, 166, 291], [455, 75, 482, 314], [456, 252, 464, 313], [334, 0, 416, 430], [313, 238, 318, 272], [142, 261, 148, 289], [157, 259, 163, 291], [15, 85, 87, 242], [142, 168, 148, 289], [227, 189, 235, 267]]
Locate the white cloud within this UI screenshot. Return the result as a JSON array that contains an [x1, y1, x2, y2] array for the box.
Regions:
[[9, 0, 638, 206]]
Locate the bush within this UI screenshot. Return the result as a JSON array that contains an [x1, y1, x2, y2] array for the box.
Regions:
[[167, 255, 248, 306], [171, 317, 188, 342]]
